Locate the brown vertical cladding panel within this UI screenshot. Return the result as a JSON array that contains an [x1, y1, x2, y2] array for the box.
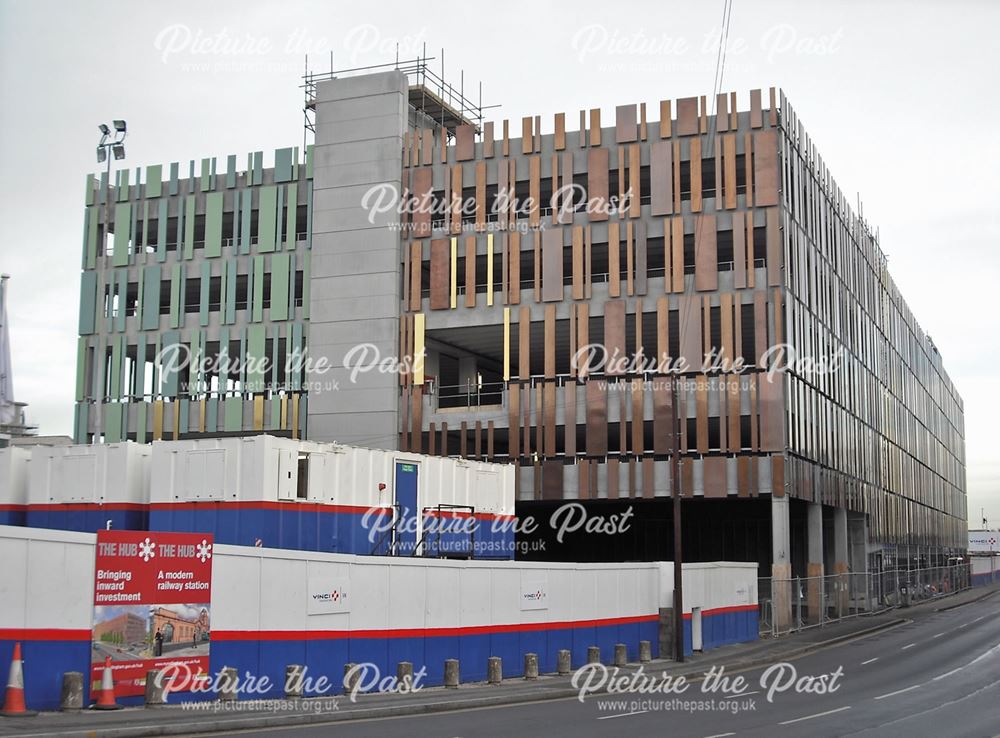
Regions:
[[606, 458, 619, 499], [616, 104, 637, 143], [587, 148, 610, 222], [544, 381, 556, 458], [565, 382, 576, 457], [589, 109, 601, 146], [586, 381, 608, 456], [535, 385, 544, 458], [769, 88, 778, 126], [544, 305, 556, 377], [625, 221, 634, 296], [696, 377, 708, 453], [501, 231, 509, 304], [533, 230, 541, 302], [631, 379, 644, 455], [720, 292, 734, 364], [585, 225, 593, 298], [754, 129, 780, 206], [727, 376, 741, 453], [429, 238, 450, 310], [766, 208, 782, 287], [656, 297, 669, 369], [412, 168, 432, 238], [464, 236, 477, 308], [579, 110, 587, 147], [737, 456, 750, 497], [617, 145, 625, 206], [694, 214, 718, 291], [411, 385, 422, 453], [460, 421, 468, 458], [551, 154, 560, 226], [676, 97, 698, 136], [703, 457, 727, 498], [483, 121, 495, 158], [578, 459, 590, 499], [450, 165, 463, 235], [772, 455, 785, 497], [422, 130, 434, 165], [440, 422, 448, 456], [502, 119, 510, 157], [650, 141, 674, 216], [733, 211, 747, 289], [690, 137, 703, 212], [653, 378, 671, 455], [542, 459, 563, 500], [750, 89, 763, 129], [608, 221, 621, 297], [529, 156, 541, 227], [628, 144, 641, 219], [522, 386, 532, 458], [455, 125, 474, 161], [519, 306, 531, 379], [402, 231, 411, 310], [672, 141, 682, 212], [475, 162, 486, 231], [753, 290, 767, 367], [509, 231, 521, 305], [635, 220, 647, 295], [554, 112, 566, 150], [576, 303, 590, 377], [542, 228, 564, 302], [428, 422, 436, 455], [508, 383, 520, 457], [604, 299, 626, 376], [659, 100, 672, 138], [569, 306, 577, 378], [640, 103, 648, 140], [758, 373, 784, 451], [724, 134, 737, 209], [561, 151, 575, 225], [699, 95, 708, 133], [716, 93, 728, 133], [497, 158, 509, 230], [618, 391, 628, 457], [734, 299, 743, 368], [681, 457, 694, 497], [572, 226, 584, 299], [522, 117, 533, 155], [409, 241, 423, 311], [534, 115, 541, 153], [474, 421, 482, 459], [679, 295, 702, 370], [671, 216, 684, 293]]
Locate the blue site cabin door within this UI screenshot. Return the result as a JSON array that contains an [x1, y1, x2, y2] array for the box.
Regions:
[[394, 461, 419, 555]]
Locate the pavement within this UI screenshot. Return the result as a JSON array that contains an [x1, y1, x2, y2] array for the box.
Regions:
[[1, 584, 997, 738]]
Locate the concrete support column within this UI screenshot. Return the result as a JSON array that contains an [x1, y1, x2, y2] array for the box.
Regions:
[[771, 494, 792, 631], [833, 507, 849, 613], [807, 502, 825, 623]]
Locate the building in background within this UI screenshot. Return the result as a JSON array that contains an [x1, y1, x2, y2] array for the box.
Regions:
[[72, 62, 967, 607], [0, 274, 38, 447]]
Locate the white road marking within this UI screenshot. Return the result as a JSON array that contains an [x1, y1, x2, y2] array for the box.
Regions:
[[901, 643, 916, 650], [972, 615, 986, 623], [861, 657, 879, 665], [779, 705, 851, 725], [932, 632, 945, 638], [703, 733, 736, 738], [875, 684, 922, 700], [597, 710, 649, 720], [933, 667, 963, 681]]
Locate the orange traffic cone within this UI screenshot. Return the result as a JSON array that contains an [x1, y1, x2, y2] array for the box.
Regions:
[[93, 656, 122, 710], [1, 642, 37, 717]]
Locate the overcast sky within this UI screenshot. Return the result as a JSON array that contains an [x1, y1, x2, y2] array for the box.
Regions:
[[1, 0, 996, 525]]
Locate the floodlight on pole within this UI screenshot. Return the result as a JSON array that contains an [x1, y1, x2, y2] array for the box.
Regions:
[[98, 123, 111, 136], [112, 145, 125, 160], [97, 147, 107, 163], [113, 120, 127, 133]]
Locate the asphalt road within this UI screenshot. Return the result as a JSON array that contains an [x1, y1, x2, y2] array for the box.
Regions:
[[215, 595, 1000, 738]]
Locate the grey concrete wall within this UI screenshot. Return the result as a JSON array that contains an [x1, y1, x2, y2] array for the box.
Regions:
[[308, 71, 407, 447]]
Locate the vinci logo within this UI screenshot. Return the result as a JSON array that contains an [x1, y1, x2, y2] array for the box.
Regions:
[[312, 588, 348, 603], [523, 590, 546, 602]]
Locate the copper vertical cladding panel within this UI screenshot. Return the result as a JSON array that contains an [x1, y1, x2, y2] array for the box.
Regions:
[[497, 158, 509, 231], [534, 115, 541, 153], [617, 145, 625, 206], [749, 371, 759, 453], [501, 231, 508, 304], [529, 156, 541, 227], [475, 162, 486, 231], [584, 226, 593, 298], [631, 378, 644, 455], [522, 116, 533, 155], [464, 236, 477, 308], [586, 380, 608, 456], [399, 315, 409, 387], [720, 292, 734, 365], [679, 294, 702, 370], [402, 234, 411, 309], [758, 372, 784, 451], [535, 384, 544, 457], [440, 422, 448, 457], [604, 299, 626, 375], [578, 459, 590, 499], [727, 376, 741, 453], [608, 221, 621, 297], [694, 214, 718, 291], [717, 378, 727, 452], [769, 87, 778, 126], [428, 422, 436, 455], [628, 144, 641, 219], [650, 141, 674, 216], [733, 211, 747, 289], [672, 141, 682, 212], [572, 226, 584, 299], [772, 287, 784, 348], [542, 459, 563, 500], [450, 165, 463, 235], [561, 151, 575, 225], [565, 382, 576, 457], [579, 110, 587, 147], [522, 386, 532, 458], [652, 377, 671, 455], [474, 421, 482, 459], [656, 297, 669, 370], [737, 456, 750, 497], [550, 154, 560, 226], [772, 456, 785, 497], [502, 120, 509, 157], [589, 109, 601, 146], [509, 231, 521, 305], [569, 305, 577, 378], [625, 221, 634, 296], [429, 238, 450, 310], [412, 168, 432, 238], [676, 97, 698, 136], [508, 383, 520, 457], [544, 305, 556, 377], [616, 104, 637, 143], [724, 134, 737, 209], [554, 112, 566, 150], [716, 93, 729, 133], [576, 303, 590, 378], [704, 457, 727, 498], [754, 129, 780, 206], [422, 130, 434, 165], [671, 216, 685, 293], [744, 133, 755, 209], [699, 95, 708, 133], [519, 306, 531, 379], [618, 391, 628, 457], [659, 100, 672, 138], [587, 148, 610, 222], [411, 387, 423, 453], [460, 423, 468, 458], [542, 228, 564, 302], [533, 230, 541, 302], [483, 121, 495, 158], [690, 137, 703, 213], [766, 208, 782, 287], [696, 377, 708, 453], [455, 125, 474, 161], [635, 220, 647, 296], [409, 241, 423, 311], [750, 89, 763, 128], [544, 381, 556, 459], [607, 458, 620, 499], [734, 299, 743, 368], [640, 102, 648, 140], [681, 458, 694, 497]]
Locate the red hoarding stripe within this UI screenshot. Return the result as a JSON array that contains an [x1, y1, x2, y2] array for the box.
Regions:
[[681, 604, 758, 619], [26, 503, 147, 511], [0, 628, 91, 641], [0, 505, 26, 511]]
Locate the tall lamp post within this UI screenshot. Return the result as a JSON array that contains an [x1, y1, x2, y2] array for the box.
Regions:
[[97, 120, 127, 255]]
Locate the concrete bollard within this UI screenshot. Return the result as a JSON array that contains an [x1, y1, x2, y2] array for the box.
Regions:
[[614, 643, 627, 667], [523, 653, 538, 680], [587, 646, 601, 664], [639, 640, 652, 663], [557, 649, 572, 675], [285, 664, 304, 698], [343, 663, 360, 695], [144, 669, 166, 707], [218, 667, 238, 701], [60, 672, 84, 711], [488, 656, 503, 685], [444, 659, 460, 688], [397, 661, 413, 689]]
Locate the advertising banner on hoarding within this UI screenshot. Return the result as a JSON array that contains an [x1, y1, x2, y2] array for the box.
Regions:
[[91, 531, 213, 697]]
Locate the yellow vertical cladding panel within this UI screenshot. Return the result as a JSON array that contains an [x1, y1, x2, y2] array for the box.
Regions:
[[450, 237, 458, 309], [413, 313, 426, 385], [152, 400, 163, 441], [280, 395, 288, 430], [253, 395, 264, 430], [172, 401, 180, 440], [291, 393, 299, 440], [487, 233, 494, 306], [503, 307, 511, 381], [199, 399, 206, 433]]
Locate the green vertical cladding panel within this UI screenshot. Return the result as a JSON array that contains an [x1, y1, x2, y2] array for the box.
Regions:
[[169, 163, 179, 195], [274, 147, 293, 183], [73, 403, 89, 443], [298, 395, 307, 438], [85, 206, 99, 269], [117, 169, 130, 202], [269, 396, 280, 430], [306, 181, 313, 249], [150, 336, 160, 399], [306, 144, 314, 180], [115, 270, 128, 333], [205, 192, 223, 258], [170, 263, 182, 328], [75, 338, 87, 402], [110, 337, 123, 400], [189, 160, 196, 180], [270, 325, 279, 388], [302, 251, 311, 320], [252, 151, 263, 185], [179, 399, 189, 433], [223, 397, 242, 431], [206, 397, 218, 432], [218, 327, 229, 388], [238, 328, 247, 389], [105, 276, 114, 335], [160, 330, 180, 398], [291, 322, 303, 390], [276, 186, 284, 249], [225, 260, 237, 324], [157, 200, 168, 262], [91, 338, 104, 402], [257, 186, 277, 252], [79, 271, 98, 335], [130, 201, 139, 254], [136, 402, 147, 444], [270, 253, 290, 321], [135, 336, 146, 399], [240, 190, 252, 254], [246, 324, 266, 393], [293, 146, 299, 180], [199, 262, 211, 327], [98, 171, 108, 205], [252, 255, 265, 322], [142, 264, 160, 331], [175, 197, 184, 255], [103, 402, 122, 442], [139, 201, 149, 253], [85, 173, 96, 206], [285, 184, 298, 249], [136, 266, 144, 328], [226, 154, 237, 188], [146, 165, 162, 198], [184, 195, 195, 259], [287, 253, 296, 319], [112, 202, 132, 266], [200, 158, 211, 192]]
